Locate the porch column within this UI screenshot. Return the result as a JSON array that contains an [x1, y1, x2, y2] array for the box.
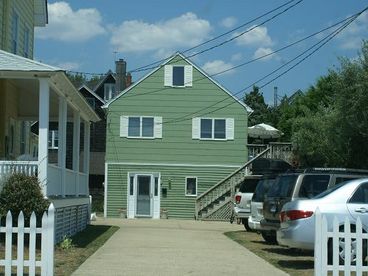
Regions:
[[73, 110, 80, 196], [83, 120, 90, 195], [38, 78, 50, 196], [58, 97, 67, 197]]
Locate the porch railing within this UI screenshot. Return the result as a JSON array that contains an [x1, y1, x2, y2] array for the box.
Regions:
[[0, 161, 88, 197], [47, 165, 88, 197], [0, 161, 38, 184]]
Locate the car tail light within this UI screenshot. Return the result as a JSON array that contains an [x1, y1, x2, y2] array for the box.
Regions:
[[235, 195, 241, 204], [280, 210, 313, 222]]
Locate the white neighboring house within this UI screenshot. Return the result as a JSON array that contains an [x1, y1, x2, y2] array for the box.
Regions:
[[0, 49, 100, 242]]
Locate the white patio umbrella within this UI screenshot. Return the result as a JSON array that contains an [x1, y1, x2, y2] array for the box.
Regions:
[[248, 123, 283, 139]]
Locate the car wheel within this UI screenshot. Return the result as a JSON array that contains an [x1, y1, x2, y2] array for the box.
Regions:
[[261, 230, 277, 244], [328, 225, 367, 265], [242, 218, 252, 231]]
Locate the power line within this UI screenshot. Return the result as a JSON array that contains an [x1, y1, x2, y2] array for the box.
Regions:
[[162, 8, 366, 125], [130, 0, 301, 73], [107, 6, 365, 125], [66, 0, 302, 77], [117, 14, 355, 101]]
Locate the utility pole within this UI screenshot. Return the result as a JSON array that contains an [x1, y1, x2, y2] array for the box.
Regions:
[[274, 86, 278, 107]]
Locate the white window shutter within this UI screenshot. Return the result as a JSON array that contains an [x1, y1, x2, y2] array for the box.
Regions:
[[192, 118, 200, 139], [226, 118, 234, 140], [154, 117, 162, 138], [164, 65, 173, 86], [120, 116, 128, 137], [184, 65, 193, 87]]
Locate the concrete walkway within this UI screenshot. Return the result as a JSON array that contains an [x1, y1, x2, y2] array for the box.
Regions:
[[73, 219, 288, 276]]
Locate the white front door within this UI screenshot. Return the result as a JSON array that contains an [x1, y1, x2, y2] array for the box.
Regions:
[[136, 175, 152, 217], [127, 173, 160, 219]]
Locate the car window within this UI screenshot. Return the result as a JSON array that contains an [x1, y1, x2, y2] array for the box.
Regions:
[[252, 178, 275, 202], [314, 182, 347, 199], [298, 175, 330, 198], [267, 175, 299, 198], [349, 182, 368, 204], [335, 177, 358, 185], [239, 178, 260, 193]]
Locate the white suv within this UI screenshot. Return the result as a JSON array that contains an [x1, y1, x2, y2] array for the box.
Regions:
[[232, 176, 262, 231]]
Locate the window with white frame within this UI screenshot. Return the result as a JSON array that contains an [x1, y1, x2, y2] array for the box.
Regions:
[[24, 27, 29, 58], [120, 116, 162, 139], [11, 10, 19, 54], [20, 121, 26, 154], [48, 130, 59, 149], [185, 177, 197, 196], [192, 117, 234, 140], [104, 83, 116, 101], [164, 65, 192, 87]]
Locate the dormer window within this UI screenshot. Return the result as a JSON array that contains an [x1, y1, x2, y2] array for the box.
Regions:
[[164, 65, 192, 87], [173, 66, 185, 86], [104, 83, 116, 101]]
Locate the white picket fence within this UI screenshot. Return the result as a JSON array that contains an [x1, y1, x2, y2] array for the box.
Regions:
[[0, 204, 55, 276], [315, 208, 368, 275]]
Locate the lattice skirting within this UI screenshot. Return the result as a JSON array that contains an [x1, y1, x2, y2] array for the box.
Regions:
[[55, 204, 89, 243], [203, 201, 233, 221]]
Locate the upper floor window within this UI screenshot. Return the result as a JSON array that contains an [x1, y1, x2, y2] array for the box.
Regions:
[[11, 10, 19, 54], [20, 121, 26, 154], [48, 130, 59, 149], [104, 83, 116, 101], [192, 117, 234, 140], [164, 65, 192, 87], [120, 116, 162, 139], [24, 27, 30, 58]]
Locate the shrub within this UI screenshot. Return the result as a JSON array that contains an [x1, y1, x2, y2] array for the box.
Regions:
[[0, 173, 50, 219]]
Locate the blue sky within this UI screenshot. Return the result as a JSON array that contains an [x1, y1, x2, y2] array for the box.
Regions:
[[34, 0, 368, 104]]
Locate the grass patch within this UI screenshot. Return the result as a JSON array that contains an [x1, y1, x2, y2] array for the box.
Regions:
[[55, 225, 119, 275], [0, 224, 118, 276], [225, 230, 314, 276]]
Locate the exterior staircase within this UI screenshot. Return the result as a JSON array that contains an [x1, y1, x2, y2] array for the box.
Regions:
[[195, 143, 292, 221]]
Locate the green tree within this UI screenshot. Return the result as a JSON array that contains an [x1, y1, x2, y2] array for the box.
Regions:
[[291, 40, 368, 169], [244, 86, 271, 126]]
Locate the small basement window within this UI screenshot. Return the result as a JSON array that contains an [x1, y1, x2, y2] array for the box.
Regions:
[[185, 177, 197, 196]]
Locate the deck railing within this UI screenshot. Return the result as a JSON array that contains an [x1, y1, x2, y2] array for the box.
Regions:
[[247, 142, 292, 163]]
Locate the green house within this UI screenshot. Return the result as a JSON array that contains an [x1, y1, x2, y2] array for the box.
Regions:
[[103, 53, 252, 219]]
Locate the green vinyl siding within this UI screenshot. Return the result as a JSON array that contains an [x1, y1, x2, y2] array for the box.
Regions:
[[0, 0, 35, 58], [106, 55, 248, 166], [106, 163, 239, 219]]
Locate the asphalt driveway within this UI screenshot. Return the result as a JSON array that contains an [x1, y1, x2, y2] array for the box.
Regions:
[[73, 218, 288, 276]]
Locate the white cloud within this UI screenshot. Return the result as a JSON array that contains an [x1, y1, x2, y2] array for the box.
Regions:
[[337, 11, 368, 49], [35, 1, 106, 42], [202, 60, 235, 76], [231, 53, 243, 62], [234, 25, 273, 47], [253, 47, 277, 61], [220, 16, 237, 28], [109, 13, 211, 54], [56, 62, 80, 71]]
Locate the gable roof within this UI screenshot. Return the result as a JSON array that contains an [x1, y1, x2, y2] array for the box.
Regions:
[[79, 84, 105, 104], [102, 52, 253, 114], [93, 70, 116, 92], [0, 49, 62, 72]]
